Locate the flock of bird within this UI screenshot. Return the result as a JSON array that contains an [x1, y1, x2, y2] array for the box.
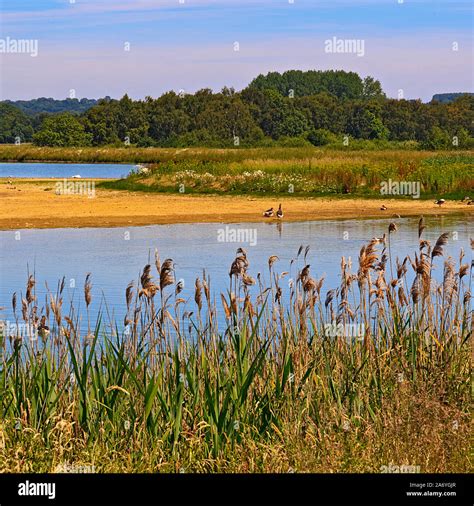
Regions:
[[261, 197, 473, 219]]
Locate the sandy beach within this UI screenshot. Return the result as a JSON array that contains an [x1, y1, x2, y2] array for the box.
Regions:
[[0, 179, 471, 230]]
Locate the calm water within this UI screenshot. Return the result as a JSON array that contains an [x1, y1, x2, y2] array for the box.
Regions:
[[0, 216, 471, 334], [0, 162, 133, 179]]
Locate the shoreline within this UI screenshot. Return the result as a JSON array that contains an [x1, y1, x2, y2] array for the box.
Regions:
[[1, 179, 471, 230]]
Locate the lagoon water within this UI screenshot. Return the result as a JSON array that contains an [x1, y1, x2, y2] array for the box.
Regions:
[[0, 216, 471, 334], [0, 162, 133, 179]]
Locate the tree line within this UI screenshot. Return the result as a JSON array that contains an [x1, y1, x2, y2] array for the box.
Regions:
[[1, 70, 473, 149]]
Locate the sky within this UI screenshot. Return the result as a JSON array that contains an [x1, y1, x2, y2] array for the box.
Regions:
[[0, 0, 472, 101]]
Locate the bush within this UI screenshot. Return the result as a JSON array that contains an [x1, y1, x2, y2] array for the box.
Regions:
[[275, 136, 313, 147], [421, 127, 451, 150], [307, 128, 338, 146]]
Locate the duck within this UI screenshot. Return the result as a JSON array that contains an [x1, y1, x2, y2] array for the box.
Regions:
[[380, 205, 388, 211], [263, 207, 274, 218], [37, 315, 50, 339], [276, 204, 284, 219], [434, 199, 445, 207]]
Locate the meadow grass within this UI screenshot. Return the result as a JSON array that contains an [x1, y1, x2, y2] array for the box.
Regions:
[[99, 152, 473, 199], [0, 142, 423, 164], [2, 144, 472, 198], [0, 222, 471, 473]]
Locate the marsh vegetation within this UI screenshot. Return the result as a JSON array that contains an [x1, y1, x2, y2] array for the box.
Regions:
[[0, 222, 471, 472]]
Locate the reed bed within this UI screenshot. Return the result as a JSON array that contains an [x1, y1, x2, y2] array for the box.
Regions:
[[0, 143, 469, 165], [0, 222, 471, 473]]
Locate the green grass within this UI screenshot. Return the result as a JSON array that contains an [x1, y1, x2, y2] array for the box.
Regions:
[[1, 144, 472, 199], [0, 227, 471, 473], [96, 151, 474, 199]]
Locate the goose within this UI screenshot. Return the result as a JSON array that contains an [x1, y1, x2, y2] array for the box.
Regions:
[[380, 205, 388, 211], [38, 315, 50, 339], [263, 207, 274, 218], [276, 204, 284, 219], [434, 199, 445, 207]]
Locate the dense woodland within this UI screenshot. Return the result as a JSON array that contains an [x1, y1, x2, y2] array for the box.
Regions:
[[1, 70, 473, 149]]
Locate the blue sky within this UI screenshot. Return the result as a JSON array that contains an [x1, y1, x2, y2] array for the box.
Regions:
[[0, 0, 472, 100]]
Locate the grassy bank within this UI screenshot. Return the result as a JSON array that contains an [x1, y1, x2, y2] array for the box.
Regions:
[[1, 145, 472, 199], [0, 224, 471, 472], [98, 151, 473, 199]]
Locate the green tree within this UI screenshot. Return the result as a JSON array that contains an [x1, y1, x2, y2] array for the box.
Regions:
[[248, 69, 369, 99], [116, 95, 148, 145], [296, 93, 345, 133], [33, 113, 92, 146], [421, 126, 452, 150], [362, 76, 385, 100], [194, 93, 263, 145], [83, 99, 121, 145], [346, 104, 389, 139], [147, 92, 190, 144], [0, 103, 34, 143]]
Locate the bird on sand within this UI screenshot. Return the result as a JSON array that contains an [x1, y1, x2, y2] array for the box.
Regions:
[[263, 207, 274, 218], [276, 204, 284, 219], [380, 205, 388, 211], [434, 199, 446, 207]]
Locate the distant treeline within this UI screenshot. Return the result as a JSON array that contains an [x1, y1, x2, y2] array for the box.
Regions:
[[3, 97, 100, 115], [1, 70, 473, 149], [432, 93, 474, 104]]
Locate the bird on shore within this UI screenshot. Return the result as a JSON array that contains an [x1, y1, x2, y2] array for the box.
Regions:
[[380, 205, 388, 211], [461, 196, 471, 202], [263, 207, 274, 218], [435, 199, 446, 207], [276, 204, 284, 219]]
